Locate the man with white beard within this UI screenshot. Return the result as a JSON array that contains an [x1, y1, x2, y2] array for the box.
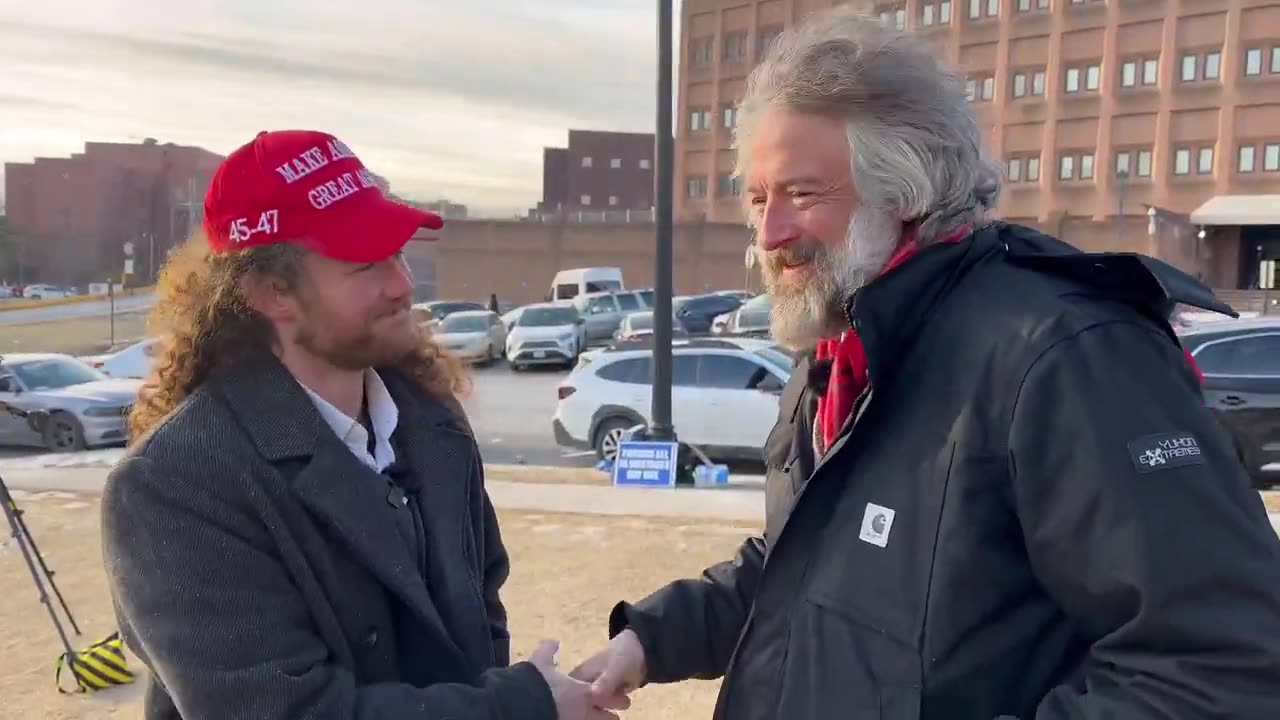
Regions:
[[569, 9, 1280, 720]]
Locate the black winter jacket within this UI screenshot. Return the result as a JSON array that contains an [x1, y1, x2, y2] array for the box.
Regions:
[[610, 223, 1280, 719]]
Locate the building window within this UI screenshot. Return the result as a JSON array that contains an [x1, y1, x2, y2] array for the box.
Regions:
[[1173, 148, 1191, 176], [968, 0, 980, 19], [1016, 0, 1050, 12], [608, 196, 619, 206], [879, 7, 907, 31], [1180, 55, 1197, 82], [1266, 143, 1280, 172], [1012, 72, 1027, 98], [1086, 65, 1101, 91], [968, 0, 997, 19], [1272, 47, 1280, 74], [610, 158, 622, 169], [1198, 147, 1214, 174], [581, 194, 592, 206], [986, 0, 999, 16], [1115, 151, 1131, 177], [690, 37, 714, 68], [967, 76, 995, 101], [686, 176, 708, 199], [1245, 48, 1263, 76], [1137, 150, 1152, 177], [941, 1, 952, 23], [716, 173, 742, 197], [922, 3, 935, 26], [1032, 70, 1046, 95], [1059, 155, 1075, 180], [1080, 153, 1094, 179], [723, 107, 738, 128], [1239, 145, 1256, 173], [758, 26, 782, 56], [1142, 59, 1158, 85], [582, 156, 593, 168], [982, 76, 995, 100], [1065, 67, 1081, 93], [690, 108, 711, 131], [1204, 51, 1221, 79], [966, 79, 977, 100], [639, 159, 651, 170], [723, 31, 748, 63], [1121, 61, 1137, 88], [1006, 154, 1040, 183]]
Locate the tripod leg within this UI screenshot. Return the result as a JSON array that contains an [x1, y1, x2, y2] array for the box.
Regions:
[[11, 504, 82, 635], [2, 490, 79, 659]]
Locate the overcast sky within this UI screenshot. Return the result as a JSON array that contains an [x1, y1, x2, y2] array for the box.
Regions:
[[0, 0, 670, 216]]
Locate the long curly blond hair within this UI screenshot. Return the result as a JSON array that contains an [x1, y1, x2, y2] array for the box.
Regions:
[[128, 235, 470, 442]]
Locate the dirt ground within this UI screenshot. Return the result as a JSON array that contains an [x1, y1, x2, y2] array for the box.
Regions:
[[0, 314, 148, 356], [0, 492, 755, 719]]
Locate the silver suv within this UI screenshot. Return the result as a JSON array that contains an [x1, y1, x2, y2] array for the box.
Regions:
[[572, 290, 654, 345]]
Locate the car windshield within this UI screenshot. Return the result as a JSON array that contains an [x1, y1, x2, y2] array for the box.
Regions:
[[519, 307, 577, 327], [755, 347, 795, 375], [627, 313, 654, 331], [439, 315, 489, 333], [8, 357, 105, 390]]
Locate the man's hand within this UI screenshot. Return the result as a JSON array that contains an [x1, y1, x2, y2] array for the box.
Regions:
[[528, 639, 631, 720], [569, 629, 648, 707]]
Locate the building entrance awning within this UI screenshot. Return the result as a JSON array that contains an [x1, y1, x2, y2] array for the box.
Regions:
[[1190, 195, 1280, 226]]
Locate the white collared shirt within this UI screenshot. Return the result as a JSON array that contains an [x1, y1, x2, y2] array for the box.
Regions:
[[300, 369, 399, 472]]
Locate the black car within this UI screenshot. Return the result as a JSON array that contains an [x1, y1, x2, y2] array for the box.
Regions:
[[1178, 317, 1280, 489], [676, 294, 743, 335]]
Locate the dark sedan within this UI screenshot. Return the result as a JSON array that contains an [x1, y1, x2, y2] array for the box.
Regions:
[[676, 293, 743, 335], [1179, 317, 1280, 489]]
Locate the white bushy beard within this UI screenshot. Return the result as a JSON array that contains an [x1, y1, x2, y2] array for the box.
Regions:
[[758, 205, 902, 350]]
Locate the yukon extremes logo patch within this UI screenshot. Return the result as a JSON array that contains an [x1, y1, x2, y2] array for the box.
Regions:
[[1128, 433, 1205, 473]]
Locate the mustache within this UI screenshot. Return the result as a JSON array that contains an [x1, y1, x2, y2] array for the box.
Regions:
[[372, 299, 412, 319], [764, 240, 826, 269]]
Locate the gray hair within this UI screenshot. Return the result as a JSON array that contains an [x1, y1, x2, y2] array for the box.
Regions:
[[735, 9, 1000, 243]]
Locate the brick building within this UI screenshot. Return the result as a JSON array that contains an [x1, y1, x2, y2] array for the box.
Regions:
[[675, 0, 1280, 288], [3, 138, 223, 286], [536, 130, 656, 216]]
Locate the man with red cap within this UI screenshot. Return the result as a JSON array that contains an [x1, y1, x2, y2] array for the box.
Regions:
[[102, 130, 622, 720]]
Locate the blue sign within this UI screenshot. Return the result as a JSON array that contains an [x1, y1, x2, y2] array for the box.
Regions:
[[613, 441, 680, 488]]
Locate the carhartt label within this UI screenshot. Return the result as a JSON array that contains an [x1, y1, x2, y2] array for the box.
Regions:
[[858, 503, 895, 548]]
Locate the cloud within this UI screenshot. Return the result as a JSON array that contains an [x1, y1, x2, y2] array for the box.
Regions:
[[0, 0, 663, 215]]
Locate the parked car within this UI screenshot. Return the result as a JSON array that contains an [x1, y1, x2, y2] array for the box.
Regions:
[[552, 337, 795, 462], [80, 337, 160, 379], [1178, 317, 1280, 488], [718, 294, 772, 337], [414, 300, 487, 323], [0, 353, 141, 451], [571, 290, 654, 345], [676, 293, 744, 335], [612, 311, 690, 344], [433, 310, 507, 365], [507, 304, 586, 370]]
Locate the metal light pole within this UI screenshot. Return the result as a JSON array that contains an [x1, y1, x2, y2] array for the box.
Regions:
[[649, 0, 675, 442]]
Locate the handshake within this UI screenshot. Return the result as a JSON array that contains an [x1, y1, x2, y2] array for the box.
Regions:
[[526, 629, 648, 720]]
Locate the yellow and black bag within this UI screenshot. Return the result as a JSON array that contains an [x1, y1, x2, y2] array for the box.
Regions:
[[55, 631, 135, 693]]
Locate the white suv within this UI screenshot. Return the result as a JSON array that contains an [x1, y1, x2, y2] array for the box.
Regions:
[[552, 338, 796, 461]]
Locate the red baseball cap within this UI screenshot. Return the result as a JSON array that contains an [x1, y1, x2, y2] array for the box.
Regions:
[[203, 130, 443, 262]]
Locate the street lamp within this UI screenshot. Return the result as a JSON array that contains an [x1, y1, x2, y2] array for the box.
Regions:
[[649, 0, 676, 443]]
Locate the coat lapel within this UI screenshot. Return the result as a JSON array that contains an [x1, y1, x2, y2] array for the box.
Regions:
[[385, 373, 494, 670], [213, 357, 468, 668]]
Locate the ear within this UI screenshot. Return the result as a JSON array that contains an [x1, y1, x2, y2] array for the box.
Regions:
[[239, 273, 300, 325]]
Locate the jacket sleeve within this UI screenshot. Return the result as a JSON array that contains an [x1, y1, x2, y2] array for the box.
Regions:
[[101, 455, 554, 720], [480, 485, 513, 666], [608, 535, 765, 683], [1007, 320, 1280, 719]]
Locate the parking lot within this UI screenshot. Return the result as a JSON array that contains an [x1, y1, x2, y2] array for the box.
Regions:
[[0, 359, 605, 471]]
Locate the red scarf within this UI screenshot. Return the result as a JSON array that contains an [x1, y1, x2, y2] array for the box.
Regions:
[[814, 226, 969, 453]]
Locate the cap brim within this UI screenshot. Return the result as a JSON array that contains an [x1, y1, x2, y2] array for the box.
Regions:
[[307, 194, 444, 263]]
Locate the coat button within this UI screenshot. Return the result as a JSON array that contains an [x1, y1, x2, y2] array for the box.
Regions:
[[363, 629, 378, 647]]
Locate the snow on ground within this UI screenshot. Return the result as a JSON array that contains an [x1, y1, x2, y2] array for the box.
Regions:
[[0, 448, 125, 472]]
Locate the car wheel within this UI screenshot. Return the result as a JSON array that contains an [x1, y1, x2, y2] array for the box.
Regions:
[[594, 417, 633, 461], [43, 411, 86, 452]]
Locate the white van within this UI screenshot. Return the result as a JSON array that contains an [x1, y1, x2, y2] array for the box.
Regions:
[[547, 267, 624, 302]]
